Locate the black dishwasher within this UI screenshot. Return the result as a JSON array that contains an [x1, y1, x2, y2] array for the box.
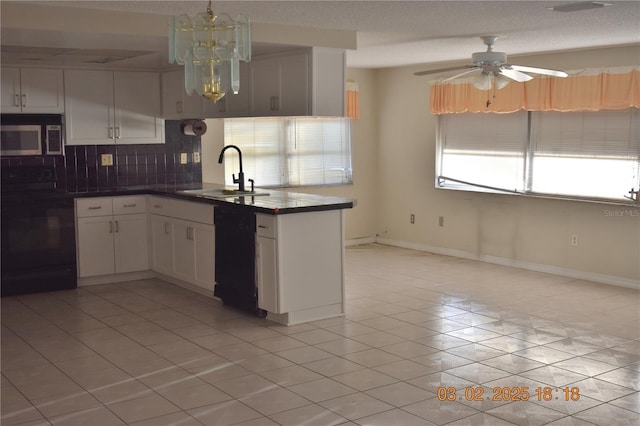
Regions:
[[214, 205, 265, 316]]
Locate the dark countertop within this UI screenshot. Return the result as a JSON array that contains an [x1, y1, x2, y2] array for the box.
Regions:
[[69, 183, 355, 215]]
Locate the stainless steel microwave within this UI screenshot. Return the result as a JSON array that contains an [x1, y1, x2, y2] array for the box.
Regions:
[[0, 114, 64, 157]]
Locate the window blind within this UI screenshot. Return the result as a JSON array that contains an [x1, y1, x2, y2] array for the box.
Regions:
[[223, 117, 352, 188], [439, 111, 528, 192], [224, 118, 286, 187], [530, 109, 640, 199], [288, 118, 352, 186]]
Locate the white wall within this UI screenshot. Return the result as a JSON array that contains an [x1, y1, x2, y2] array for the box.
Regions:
[[375, 45, 640, 287]]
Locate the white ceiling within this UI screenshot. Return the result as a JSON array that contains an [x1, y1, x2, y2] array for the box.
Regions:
[[5, 1, 640, 69]]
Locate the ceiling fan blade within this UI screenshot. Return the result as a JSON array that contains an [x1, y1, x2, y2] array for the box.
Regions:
[[414, 65, 474, 76], [510, 65, 568, 78], [499, 67, 534, 83], [442, 67, 481, 82]]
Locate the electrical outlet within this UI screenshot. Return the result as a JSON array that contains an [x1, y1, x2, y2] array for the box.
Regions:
[[410, 213, 415, 224], [193, 152, 201, 163], [180, 153, 188, 165], [101, 154, 113, 166], [439, 216, 445, 227], [571, 234, 578, 246]]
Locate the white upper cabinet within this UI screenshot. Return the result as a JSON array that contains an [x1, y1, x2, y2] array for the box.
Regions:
[[161, 69, 206, 119], [162, 47, 344, 119], [1, 67, 64, 113], [250, 47, 345, 117], [64, 70, 164, 145], [250, 51, 308, 116]]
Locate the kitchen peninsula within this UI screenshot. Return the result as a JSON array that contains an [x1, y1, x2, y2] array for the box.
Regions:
[[73, 183, 354, 325]]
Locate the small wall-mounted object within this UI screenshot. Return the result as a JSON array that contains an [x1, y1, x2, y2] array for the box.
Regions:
[[101, 154, 113, 166], [180, 119, 207, 136]]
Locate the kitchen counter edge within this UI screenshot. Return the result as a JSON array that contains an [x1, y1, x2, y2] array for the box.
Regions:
[[68, 185, 355, 215]]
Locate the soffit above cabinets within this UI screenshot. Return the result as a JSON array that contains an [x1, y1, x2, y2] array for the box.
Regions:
[[1, 45, 158, 67], [0, 2, 356, 71]]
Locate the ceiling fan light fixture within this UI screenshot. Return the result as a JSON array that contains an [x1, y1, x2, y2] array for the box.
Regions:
[[472, 51, 507, 65], [495, 75, 511, 90], [548, 2, 612, 13], [473, 72, 492, 91]]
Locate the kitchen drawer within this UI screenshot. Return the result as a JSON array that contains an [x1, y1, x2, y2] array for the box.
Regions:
[[148, 196, 176, 216], [173, 199, 214, 224], [256, 214, 277, 238], [148, 196, 213, 224], [76, 197, 113, 217], [113, 195, 147, 215]]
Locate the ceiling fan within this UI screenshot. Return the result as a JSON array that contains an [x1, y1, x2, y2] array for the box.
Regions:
[[414, 36, 568, 90]]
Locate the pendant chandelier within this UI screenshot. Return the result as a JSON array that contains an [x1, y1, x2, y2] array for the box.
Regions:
[[168, 1, 251, 103]]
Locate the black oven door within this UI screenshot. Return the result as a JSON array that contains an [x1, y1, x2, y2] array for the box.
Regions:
[[1, 195, 77, 296]]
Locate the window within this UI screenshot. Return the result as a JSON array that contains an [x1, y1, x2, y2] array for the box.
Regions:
[[439, 111, 528, 193], [437, 109, 640, 203], [530, 110, 640, 200], [224, 117, 352, 187]]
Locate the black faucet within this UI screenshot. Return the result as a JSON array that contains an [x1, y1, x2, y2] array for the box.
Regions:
[[218, 145, 245, 192]]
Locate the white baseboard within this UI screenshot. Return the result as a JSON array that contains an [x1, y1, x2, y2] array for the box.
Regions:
[[154, 272, 216, 299], [345, 236, 377, 247], [78, 270, 154, 286], [375, 237, 640, 290]]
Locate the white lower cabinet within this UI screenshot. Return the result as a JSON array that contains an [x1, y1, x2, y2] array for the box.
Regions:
[[76, 196, 149, 278], [173, 220, 215, 289], [149, 196, 215, 293], [149, 215, 173, 276], [255, 210, 345, 324], [256, 233, 278, 312]]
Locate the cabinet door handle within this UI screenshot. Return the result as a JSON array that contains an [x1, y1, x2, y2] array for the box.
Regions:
[[258, 225, 268, 229], [270, 96, 280, 111], [114, 220, 119, 233], [123, 203, 136, 208], [109, 127, 114, 138], [14, 94, 20, 107], [88, 206, 102, 210], [21, 93, 26, 107], [164, 222, 170, 234], [115, 127, 121, 139], [109, 220, 113, 234], [186, 227, 192, 240], [153, 204, 162, 209]]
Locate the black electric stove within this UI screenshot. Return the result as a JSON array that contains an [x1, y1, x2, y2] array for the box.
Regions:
[[1, 166, 77, 296]]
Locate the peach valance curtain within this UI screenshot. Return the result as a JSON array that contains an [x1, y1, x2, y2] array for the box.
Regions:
[[346, 80, 360, 120], [430, 67, 640, 114]]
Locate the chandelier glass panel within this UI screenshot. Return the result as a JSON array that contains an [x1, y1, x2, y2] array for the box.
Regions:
[[169, 1, 251, 103]]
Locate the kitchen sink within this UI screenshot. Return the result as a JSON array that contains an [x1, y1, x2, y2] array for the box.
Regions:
[[180, 189, 270, 199]]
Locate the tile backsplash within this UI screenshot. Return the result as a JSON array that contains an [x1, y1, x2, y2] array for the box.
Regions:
[[0, 121, 203, 192], [66, 120, 202, 192]]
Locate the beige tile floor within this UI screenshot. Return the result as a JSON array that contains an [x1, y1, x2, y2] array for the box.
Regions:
[[2, 243, 639, 425]]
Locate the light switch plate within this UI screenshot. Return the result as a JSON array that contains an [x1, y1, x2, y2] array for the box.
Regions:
[[101, 154, 113, 166], [180, 153, 188, 164], [193, 152, 201, 163]]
